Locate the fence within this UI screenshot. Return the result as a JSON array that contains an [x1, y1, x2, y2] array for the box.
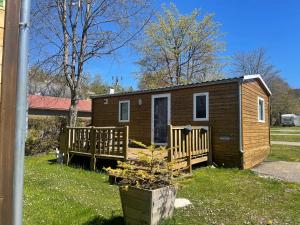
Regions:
[[168, 125, 212, 173], [59, 125, 211, 173], [60, 126, 129, 170]]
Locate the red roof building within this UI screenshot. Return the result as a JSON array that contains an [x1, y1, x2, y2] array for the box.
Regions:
[[28, 95, 91, 118]]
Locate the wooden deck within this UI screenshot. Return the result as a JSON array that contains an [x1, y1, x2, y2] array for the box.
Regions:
[[59, 125, 212, 173], [60, 126, 129, 170]]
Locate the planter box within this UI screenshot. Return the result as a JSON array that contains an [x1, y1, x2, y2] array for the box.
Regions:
[[120, 186, 176, 225]]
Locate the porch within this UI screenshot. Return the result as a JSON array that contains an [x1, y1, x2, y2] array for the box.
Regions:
[[59, 125, 212, 173]]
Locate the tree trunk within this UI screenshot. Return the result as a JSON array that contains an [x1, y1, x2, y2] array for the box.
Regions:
[[69, 91, 78, 127]]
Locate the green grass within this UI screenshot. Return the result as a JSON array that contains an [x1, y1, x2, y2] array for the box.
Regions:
[[24, 154, 300, 225], [271, 135, 300, 142], [268, 145, 300, 162], [24, 154, 122, 225], [271, 126, 300, 131]]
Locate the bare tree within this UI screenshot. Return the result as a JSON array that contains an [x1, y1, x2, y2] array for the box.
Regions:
[[31, 0, 151, 126], [231, 48, 280, 82], [231, 48, 299, 124]]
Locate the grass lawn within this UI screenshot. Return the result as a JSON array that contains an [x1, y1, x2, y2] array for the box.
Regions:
[[271, 135, 300, 142], [271, 126, 300, 131], [24, 154, 300, 225], [268, 145, 300, 162]]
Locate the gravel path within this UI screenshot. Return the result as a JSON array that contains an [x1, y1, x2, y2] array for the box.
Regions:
[[271, 141, 300, 146], [252, 161, 300, 184]]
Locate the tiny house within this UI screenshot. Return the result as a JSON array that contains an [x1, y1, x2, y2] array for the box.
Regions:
[[91, 75, 271, 169]]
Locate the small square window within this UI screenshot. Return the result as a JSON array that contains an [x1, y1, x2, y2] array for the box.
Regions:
[[258, 97, 265, 122], [119, 100, 130, 122], [193, 93, 209, 121]]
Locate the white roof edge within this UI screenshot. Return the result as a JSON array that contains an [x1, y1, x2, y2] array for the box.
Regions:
[[243, 74, 272, 95]]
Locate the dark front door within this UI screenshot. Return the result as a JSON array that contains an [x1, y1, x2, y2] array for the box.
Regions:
[[153, 96, 169, 144]]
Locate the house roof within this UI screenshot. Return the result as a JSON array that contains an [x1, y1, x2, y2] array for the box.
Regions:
[[28, 95, 92, 112], [243, 74, 272, 95], [91, 74, 271, 99]]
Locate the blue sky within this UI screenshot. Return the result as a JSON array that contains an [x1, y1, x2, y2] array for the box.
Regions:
[[85, 0, 300, 89]]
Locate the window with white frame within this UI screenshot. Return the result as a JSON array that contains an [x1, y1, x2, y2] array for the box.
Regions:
[[258, 97, 265, 122], [119, 100, 130, 122], [193, 92, 209, 121]]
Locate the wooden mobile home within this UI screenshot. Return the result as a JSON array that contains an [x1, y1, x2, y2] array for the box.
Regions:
[[91, 75, 271, 169]]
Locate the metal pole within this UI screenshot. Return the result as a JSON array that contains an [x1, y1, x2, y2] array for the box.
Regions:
[[12, 0, 31, 224]]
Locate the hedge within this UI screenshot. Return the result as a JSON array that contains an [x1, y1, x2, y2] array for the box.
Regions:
[[25, 116, 90, 156]]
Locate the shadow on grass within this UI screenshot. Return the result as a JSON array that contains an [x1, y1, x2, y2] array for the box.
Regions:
[[48, 158, 58, 165], [48, 155, 118, 172], [83, 216, 124, 225]]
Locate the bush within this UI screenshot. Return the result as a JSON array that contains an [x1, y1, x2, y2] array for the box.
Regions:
[[105, 140, 175, 190], [25, 116, 90, 156]]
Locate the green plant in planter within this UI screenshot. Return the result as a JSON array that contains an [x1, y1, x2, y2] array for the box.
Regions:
[[106, 141, 175, 189], [105, 141, 177, 225]]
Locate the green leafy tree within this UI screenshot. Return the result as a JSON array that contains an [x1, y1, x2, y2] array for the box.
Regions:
[[88, 76, 109, 95], [86, 75, 133, 96], [136, 3, 224, 89]]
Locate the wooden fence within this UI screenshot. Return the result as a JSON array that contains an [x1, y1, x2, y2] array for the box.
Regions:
[[59, 125, 211, 173], [168, 125, 212, 173], [60, 126, 129, 170]]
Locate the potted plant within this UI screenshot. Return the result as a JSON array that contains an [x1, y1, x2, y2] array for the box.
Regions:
[[105, 141, 177, 225]]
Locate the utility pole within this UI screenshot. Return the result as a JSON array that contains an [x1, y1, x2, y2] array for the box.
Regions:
[[0, 0, 30, 224]]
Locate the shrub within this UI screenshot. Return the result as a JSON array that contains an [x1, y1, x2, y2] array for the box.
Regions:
[[25, 116, 90, 155], [105, 141, 175, 190]]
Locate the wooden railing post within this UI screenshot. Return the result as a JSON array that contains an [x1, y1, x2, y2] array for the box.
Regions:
[[167, 125, 173, 162], [63, 127, 70, 164], [207, 127, 212, 165], [90, 126, 96, 171], [60, 127, 65, 162], [187, 131, 192, 173], [123, 126, 129, 160]]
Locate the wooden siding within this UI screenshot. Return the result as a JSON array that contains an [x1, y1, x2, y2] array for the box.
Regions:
[[242, 79, 270, 169], [0, 4, 4, 99], [0, 1, 21, 224], [0, 4, 4, 223], [92, 82, 241, 167]]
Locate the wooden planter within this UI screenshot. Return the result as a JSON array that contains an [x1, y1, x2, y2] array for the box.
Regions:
[[119, 186, 176, 225]]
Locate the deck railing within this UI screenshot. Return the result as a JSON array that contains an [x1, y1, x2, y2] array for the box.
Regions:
[[60, 126, 129, 170], [168, 125, 212, 172], [59, 125, 210, 173]]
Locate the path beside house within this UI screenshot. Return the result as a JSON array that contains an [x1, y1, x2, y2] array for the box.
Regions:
[[252, 161, 300, 184], [271, 141, 300, 146], [256, 127, 300, 183]]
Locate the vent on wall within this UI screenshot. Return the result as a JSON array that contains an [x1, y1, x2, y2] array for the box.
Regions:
[[219, 135, 231, 141]]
